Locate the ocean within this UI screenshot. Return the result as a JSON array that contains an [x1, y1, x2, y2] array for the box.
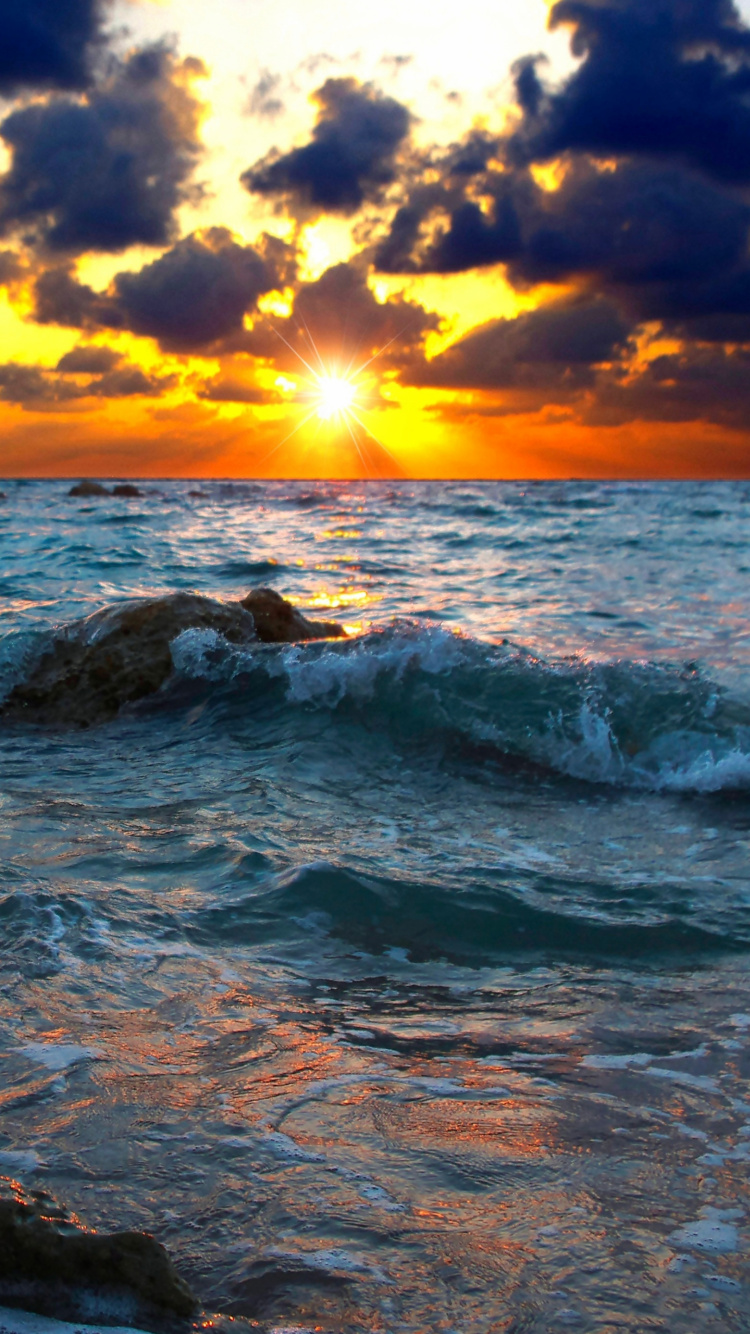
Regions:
[[1, 478, 750, 1333]]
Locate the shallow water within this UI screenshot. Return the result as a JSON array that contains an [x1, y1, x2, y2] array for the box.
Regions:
[[1, 479, 750, 1333]]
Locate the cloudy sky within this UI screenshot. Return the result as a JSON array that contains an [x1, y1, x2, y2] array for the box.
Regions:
[[2, 0, 750, 477]]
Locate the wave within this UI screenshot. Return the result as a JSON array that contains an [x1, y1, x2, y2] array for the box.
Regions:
[[2, 594, 750, 794], [171, 621, 750, 795], [186, 861, 744, 963]]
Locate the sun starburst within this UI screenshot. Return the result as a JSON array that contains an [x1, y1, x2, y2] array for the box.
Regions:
[[262, 314, 410, 476], [314, 373, 359, 421]]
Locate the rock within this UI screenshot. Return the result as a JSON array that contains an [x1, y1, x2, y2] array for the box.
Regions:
[[0, 1179, 197, 1325], [112, 483, 142, 497], [0, 589, 345, 727], [188, 489, 208, 498], [68, 480, 110, 497], [241, 587, 346, 643], [1, 593, 257, 728], [0, 491, 6, 500]]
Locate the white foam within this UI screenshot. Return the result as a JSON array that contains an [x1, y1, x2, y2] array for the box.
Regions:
[[265, 1246, 389, 1282], [0, 1308, 148, 1334], [281, 626, 465, 706], [264, 1131, 325, 1163], [581, 1053, 654, 1069], [17, 1043, 102, 1071], [670, 1207, 743, 1254], [0, 1149, 44, 1172], [645, 1067, 719, 1092], [170, 626, 252, 681], [541, 693, 750, 794], [652, 747, 750, 793]]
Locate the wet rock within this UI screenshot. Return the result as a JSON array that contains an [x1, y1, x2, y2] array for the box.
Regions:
[[241, 587, 346, 643], [112, 484, 142, 498], [0, 589, 345, 727], [68, 481, 110, 498], [0, 1179, 197, 1325], [0, 593, 257, 728]]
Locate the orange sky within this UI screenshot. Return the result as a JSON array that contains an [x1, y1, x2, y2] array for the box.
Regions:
[[2, 0, 750, 477]]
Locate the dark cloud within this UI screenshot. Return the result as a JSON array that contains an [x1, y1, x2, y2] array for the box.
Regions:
[[0, 357, 173, 407], [32, 264, 112, 328], [505, 160, 750, 294], [0, 249, 23, 285], [376, 153, 750, 293], [0, 0, 106, 95], [243, 260, 438, 371], [371, 0, 750, 401], [56, 344, 121, 373], [0, 44, 204, 254], [589, 345, 750, 428], [242, 77, 411, 214], [111, 228, 274, 351], [31, 229, 288, 352], [403, 296, 631, 397], [510, 0, 750, 185], [91, 364, 175, 397], [0, 363, 81, 405], [198, 377, 278, 403]]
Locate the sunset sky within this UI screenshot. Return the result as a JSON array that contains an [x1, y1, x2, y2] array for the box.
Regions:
[[2, 0, 750, 477]]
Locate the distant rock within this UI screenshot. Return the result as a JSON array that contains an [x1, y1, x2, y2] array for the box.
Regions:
[[0, 492, 6, 501], [0, 1179, 197, 1324], [188, 489, 209, 498], [0, 588, 345, 727], [112, 483, 142, 498], [241, 586, 346, 643], [68, 481, 110, 498]]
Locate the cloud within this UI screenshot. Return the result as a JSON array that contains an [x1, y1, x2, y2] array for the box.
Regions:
[[0, 44, 204, 254], [376, 150, 750, 292], [56, 344, 121, 373], [0, 249, 23, 285], [111, 227, 275, 351], [32, 263, 113, 327], [245, 70, 285, 120], [589, 345, 750, 427], [242, 77, 411, 214], [510, 0, 750, 185], [0, 0, 106, 95], [0, 363, 81, 405], [198, 377, 278, 403], [242, 260, 439, 371], [403, 295, 631, 399], [32, 228, 279, 352], [0, 358, 174, 407]]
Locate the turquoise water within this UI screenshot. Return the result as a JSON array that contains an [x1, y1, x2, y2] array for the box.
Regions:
[[1, 479, 750, 1332]]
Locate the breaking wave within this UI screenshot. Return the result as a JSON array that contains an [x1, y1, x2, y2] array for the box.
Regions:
[[170, 619, 750, 795], [2, 598, 750, 795]]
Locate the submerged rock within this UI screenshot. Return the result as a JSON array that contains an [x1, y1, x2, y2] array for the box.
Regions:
[[0, 588, 344, 727], [241, 586, 346, 643], [0, 1180, 196, 1325], [112, 484, 142, 498], [68, 481, 110, 498]]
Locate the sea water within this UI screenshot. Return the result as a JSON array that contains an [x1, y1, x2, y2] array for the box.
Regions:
[[1, 478, 750, 1333]]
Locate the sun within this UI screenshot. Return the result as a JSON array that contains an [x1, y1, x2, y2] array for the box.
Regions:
[[262, 319, 405, 474], [315, 374, 358, 420]]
